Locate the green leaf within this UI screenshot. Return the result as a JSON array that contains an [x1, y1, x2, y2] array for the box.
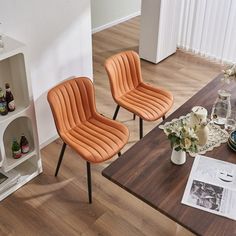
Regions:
[[175, 146, 181, 151]]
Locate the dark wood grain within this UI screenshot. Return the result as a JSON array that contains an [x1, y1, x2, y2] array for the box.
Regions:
[[102, 75, 236, 236]]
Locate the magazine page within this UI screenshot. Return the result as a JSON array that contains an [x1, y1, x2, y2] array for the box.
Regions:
[[191, 155, 236, 190], [182, 155, 236, 220]]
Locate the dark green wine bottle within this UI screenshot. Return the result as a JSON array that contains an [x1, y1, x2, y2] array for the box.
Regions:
[[12, 138, 22, 159]]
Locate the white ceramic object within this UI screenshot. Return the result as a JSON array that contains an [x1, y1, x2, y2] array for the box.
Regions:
[[171, 149, 186, 165], [196, 124, 209, 146], [189, 106, 208, 128]]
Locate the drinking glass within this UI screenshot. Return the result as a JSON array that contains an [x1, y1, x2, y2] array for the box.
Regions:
[[225, 110, 236, 132], [211, 90, 231, 125]]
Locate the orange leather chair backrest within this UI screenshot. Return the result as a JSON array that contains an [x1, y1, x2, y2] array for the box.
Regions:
[[47, 77, 96, 139], [105, 50, 143, 102]]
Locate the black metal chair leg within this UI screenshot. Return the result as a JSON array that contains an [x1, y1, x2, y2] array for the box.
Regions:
[[162, 115, 166, 121], [55, 142, 67, 177], [113, 105, 120, 120], [133, 114, 136, 120], [139, 117, 143, 140], [118, 152, 121, 157], [87, 161, 92, 204]]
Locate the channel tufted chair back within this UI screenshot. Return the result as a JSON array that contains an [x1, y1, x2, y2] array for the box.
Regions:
[[48, 77, 95, 135], [105, 50, 142, 101], [47, 77, 129, 203], [105, 51, 174, 139]]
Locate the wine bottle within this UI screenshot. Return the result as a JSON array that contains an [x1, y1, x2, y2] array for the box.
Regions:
[[20, 134, 30, 154], [5, 83, 15, 112], [0, 87, 8, 115]]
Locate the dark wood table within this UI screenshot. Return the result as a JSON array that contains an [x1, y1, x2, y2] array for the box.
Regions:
[[102, 75, 236, 236]]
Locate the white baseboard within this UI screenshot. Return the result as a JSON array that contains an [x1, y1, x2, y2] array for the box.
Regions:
[[40, 134, 59, 150], [92, 11, 141, 34]]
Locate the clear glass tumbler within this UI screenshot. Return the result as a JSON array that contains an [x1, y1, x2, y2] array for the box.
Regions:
[[211, 89, 231, 125], [225, 110, 236, 132]]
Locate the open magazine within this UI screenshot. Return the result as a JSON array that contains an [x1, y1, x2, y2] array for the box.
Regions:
[[182, 155, 236, 220]]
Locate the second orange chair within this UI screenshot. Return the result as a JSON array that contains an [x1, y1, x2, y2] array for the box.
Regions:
[[105, 50, 174, 139]]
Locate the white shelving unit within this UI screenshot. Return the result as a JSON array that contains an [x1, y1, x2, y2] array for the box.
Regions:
[[0, 35, 42, 201]]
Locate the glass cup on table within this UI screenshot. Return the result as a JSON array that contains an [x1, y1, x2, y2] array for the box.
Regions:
[[225, 110, 236, 132]]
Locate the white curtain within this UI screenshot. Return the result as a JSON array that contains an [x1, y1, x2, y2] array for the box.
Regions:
[[178, 0, 236, 63]]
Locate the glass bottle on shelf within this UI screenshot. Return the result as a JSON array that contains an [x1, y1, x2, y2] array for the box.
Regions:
[[12, 138, 22, 159], [211, 89, 231, 125], [0, 87, 8, 115], [5, 83, 15, 112], [20, 134, 29, 154]]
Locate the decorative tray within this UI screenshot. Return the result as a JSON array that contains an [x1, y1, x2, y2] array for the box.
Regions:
[[159, 114, 229, 157]]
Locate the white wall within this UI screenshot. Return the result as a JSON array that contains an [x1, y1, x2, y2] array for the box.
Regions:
[[91, 0, 141, 32], [0, 0, 93, 147]]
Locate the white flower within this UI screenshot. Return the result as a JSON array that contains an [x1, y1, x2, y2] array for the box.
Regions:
[[186, 126, 198, 139], [184, 138, 192, 149], [222, 64, 236, 83]]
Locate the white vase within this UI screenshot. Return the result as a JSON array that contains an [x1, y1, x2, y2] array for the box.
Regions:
[[196, 124, 209, 146], [171, 148, 186, 165]]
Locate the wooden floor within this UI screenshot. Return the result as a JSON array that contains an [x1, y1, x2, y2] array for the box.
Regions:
[[0, 17, 222, 236]]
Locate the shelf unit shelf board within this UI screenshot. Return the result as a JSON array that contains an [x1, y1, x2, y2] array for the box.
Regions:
[[0, 106, 28, 125], [3, 149, 37, 172], [0, 36, 25, 61], [0, 156, 42, 201]]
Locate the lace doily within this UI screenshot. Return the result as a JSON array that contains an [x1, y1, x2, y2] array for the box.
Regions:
[[159, 114, 229, 157]]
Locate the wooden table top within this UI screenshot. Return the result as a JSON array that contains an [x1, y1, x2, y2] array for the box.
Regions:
[[102, 75, 236, 236]]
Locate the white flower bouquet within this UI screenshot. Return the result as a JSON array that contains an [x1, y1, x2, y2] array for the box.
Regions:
[[164, 121, 198, 153]]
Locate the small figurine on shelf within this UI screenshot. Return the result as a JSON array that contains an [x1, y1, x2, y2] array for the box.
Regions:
[[12, 138, 22, 159], [5, 83, 15, 112], [20, 134, 29, 154], [0, 87, 8, 115]]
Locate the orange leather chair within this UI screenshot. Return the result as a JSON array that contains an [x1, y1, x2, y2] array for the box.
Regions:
[[105, 50, 173, 139], [47, 77, 129, 203]]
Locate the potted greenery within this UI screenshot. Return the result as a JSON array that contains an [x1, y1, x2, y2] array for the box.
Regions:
[[164, 121, 198, 165]]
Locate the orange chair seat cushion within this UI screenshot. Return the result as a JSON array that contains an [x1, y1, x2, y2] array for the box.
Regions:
[[116, 82, 173, 121], [61, 114, 129, 163]]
